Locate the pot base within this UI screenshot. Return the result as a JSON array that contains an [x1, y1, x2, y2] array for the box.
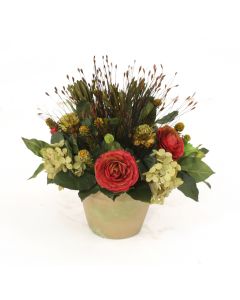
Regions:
[[83, 192, 149, 239]]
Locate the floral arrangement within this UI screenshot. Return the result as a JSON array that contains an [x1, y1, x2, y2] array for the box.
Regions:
[[22, 56, 214, 204]]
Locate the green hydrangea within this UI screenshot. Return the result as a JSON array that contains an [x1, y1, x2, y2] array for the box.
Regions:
[[145, 149, 183, 204]]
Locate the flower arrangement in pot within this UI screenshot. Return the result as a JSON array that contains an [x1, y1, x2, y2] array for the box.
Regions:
[[22, 56, 214, 239]]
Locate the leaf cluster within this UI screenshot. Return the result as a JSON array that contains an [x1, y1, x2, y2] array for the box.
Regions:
[[177, 142, 214, 201]]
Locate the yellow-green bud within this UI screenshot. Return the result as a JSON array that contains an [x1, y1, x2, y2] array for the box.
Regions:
[[104, 133, 114, 144]]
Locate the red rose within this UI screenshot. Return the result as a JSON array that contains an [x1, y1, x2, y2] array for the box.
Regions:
[[157, 125, 184, 160], [95, 150, 139, 193]]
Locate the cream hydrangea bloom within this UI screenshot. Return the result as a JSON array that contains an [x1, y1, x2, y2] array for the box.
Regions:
[[40, 146, 73, 179], [40, 141, 92, 179], [145, 149, 183, 204]]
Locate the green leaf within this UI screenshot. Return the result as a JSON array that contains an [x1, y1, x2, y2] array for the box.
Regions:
[[101, 140, 122, 152], [28, 163, 44, 179], [145, 105, 157, 125], [78, 185, 100, 201], [156, 111, 178, 124], [199, 147, 209, 154], [179, 157, 214, 183], [100, 188, 121, 200], [22, 137, 49, 157], [182, 142, 207, 159], [48, 171, 96, 190], [81, 118, 92, 126], [177, 171, 199, 201], [139, 101, 155, 121], [78, 81, 91, 100], [51, 132, 64, 144], [184, 142, 198, 157], [203, 181, 211, 189], [108, 118, 120, 125], [143, 155, 157, 169], [76, 100, 91, 117], [195, 151, 205, 159], [137, 161, 148, 179], [127, 182, 152, 203], [68, 135, 79, 155]]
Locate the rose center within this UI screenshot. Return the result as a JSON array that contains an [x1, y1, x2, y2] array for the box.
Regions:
[[105, 160, 127, 180]]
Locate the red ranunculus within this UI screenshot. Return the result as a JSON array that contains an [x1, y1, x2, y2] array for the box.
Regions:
[[95, 150, 139, 193], [157, 125, 184, 160]]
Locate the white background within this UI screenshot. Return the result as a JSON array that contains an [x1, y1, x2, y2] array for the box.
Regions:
[[0, 0, 239, 299]]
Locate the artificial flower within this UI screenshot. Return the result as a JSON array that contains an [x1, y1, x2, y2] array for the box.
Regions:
[[94, 150, 139, 192], [157, 125, 184, 160]]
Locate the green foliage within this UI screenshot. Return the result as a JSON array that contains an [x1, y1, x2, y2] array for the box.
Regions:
[[156, 111, 179, 124], [22, 137, 49, 157], [143, 155, 157, 169], [139, 101, 155, 122], [100, 140, 122, 152], [203, 181, 211, 189], [81, 118, 92, 126], [48, 171, 96, 191], [28, 163, 44, 179], [127, 182, 152, 203], [199, 147, 209, 154], [137, 161, 147, 179], [184, 142, 199, 157], [183, 142, 209, 159], [78, 185, 100, 201], [177, 171, 199, 201], [51, 132, 64, 144], [108, 118, 119, 126], [68, 80, 92, 102], [179, 157, 214, 183], [64, 139, 73, 159], [76, 100, 91, 118], [100, 188, 121, 200], [68, 135, 79, 155]]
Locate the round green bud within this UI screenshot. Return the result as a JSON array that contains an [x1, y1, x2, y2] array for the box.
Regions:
[[104, 133, 114, 144]]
